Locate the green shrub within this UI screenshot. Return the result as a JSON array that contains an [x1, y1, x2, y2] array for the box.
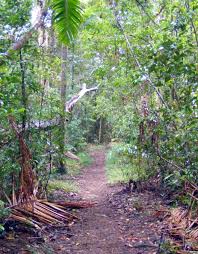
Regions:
[[0, 200, 10, 220], [106, 143, 149, 184], [0, 200, 10, 232]]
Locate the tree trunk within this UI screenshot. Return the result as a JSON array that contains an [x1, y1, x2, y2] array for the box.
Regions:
[[58, 45, 68, 174], [71, 43, 75, 90], [98, 117, 102, 143], [19, 50, 27, 134]]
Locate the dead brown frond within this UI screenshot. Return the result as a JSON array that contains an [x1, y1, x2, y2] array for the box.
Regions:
[[166, 181, 198, 251], [9, 200, 80, 229]]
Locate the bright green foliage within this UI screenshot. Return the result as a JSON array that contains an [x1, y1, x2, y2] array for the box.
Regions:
[[0, 200, 10, 225], [72, 0, 198, 190], [0, 0, 32, 27], [106, 143, 148, 184], [51, 0, 83, 44]]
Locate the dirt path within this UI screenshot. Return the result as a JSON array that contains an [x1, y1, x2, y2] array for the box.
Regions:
[[49, 149, 165, 254], [52, 149, 130, 254], [0, 148, 165, 254], [77, 150, 112, 201]]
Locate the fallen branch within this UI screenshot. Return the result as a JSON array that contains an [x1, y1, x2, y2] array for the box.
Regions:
[[65, 151, 80, 161], [66, 84, 98, 112], [27, 118, 61, 131], [14, 85, 98, 132], [54, 200, 97, 208]]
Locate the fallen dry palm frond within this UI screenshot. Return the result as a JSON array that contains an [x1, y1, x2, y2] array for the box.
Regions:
[[6, 116, 93, 230], [9, 200, 80, 230], [167, 181, 198, 251]]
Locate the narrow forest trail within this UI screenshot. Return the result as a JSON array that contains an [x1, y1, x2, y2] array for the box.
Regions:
[[49, 148, 165, 254], [50, 149, 130, 254], [77, 149, 112, 201]]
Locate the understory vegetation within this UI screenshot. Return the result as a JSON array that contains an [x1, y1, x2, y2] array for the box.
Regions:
[[0, 0, 197, 249], [48, 151, 92, 194], [106, 143, 148, 184]]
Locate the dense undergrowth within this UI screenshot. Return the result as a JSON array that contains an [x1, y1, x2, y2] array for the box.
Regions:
[[106, 142, 198, 214]]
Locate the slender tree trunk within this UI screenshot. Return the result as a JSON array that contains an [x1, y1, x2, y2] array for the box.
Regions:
[[71, 43, 75, 90], [19, 50, 27, 134], [58, 45, 68, 174], [98, 117, 102, 144]]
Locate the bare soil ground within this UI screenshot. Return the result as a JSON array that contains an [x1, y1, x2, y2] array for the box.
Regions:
[[48, 149, 166, 254], [0, 148, 167, 254]]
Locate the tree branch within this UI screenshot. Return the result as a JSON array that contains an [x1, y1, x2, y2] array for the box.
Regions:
[[0, 10, 47, 65], [66, 84, 98, 112], [135, 0, 157, 26], [18, 85, 98, 131]]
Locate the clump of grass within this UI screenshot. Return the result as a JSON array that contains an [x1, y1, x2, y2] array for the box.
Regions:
[[47, 180, 77, 193], [66, 159, 81, 176], [158, 241, 178, 254]]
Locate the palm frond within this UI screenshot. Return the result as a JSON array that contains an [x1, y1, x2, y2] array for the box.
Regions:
[[51, 0, 83, 45]]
